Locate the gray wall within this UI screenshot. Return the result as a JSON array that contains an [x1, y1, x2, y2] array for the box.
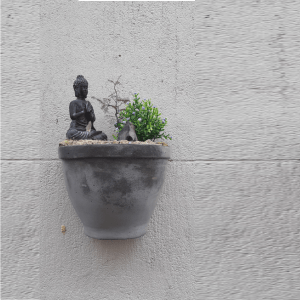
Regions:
[[2, 0, 40, 299], [2, 0, 300, 300]]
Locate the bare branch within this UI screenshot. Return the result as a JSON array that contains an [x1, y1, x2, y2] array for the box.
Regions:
[[92, 76, 128, 124]]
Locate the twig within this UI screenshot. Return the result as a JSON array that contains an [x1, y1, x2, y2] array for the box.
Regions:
[[91, 76, 129, 124]]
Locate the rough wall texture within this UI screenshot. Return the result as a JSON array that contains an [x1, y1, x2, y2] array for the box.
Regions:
[[2, 0, 40, 160], [2, 0, 300, 299], [195, 1, 300, 299], [196, 161, 300, 299], [1, 0, 40, 299], [196, 1, 300, 160]]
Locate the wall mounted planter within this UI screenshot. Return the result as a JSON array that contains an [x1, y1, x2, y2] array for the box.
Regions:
[[58, 144, 170, 240]]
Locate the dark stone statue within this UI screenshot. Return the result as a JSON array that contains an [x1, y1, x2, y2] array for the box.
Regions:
[[117, 121, 138, 141], [66, 75, 107, 140]]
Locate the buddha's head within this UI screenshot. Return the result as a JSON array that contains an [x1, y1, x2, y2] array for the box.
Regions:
[[73, 75, 88, 99]]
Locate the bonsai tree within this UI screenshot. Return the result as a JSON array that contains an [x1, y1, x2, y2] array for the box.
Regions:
[[91, 76, 129, 125]]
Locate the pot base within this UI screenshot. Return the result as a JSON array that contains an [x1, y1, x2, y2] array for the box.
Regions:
[[83, 224, 148, 240]]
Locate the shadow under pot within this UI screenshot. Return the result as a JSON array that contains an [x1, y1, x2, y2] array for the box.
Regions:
[[58, 144, 170, 240]]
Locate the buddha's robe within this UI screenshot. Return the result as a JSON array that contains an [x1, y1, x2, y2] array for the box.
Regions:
[[66, 99, 95, 140]]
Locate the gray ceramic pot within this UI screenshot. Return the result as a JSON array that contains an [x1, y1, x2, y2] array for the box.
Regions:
[[58, 144, 170, 240]]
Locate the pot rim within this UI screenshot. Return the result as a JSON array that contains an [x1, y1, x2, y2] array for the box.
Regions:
[[58, 144, 171, 159]]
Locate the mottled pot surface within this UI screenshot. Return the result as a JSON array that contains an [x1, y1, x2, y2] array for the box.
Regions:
[[59, 144, 170, 240]]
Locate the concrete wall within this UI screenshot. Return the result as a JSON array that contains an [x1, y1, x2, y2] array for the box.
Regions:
[[195, 1, 300, 299], [2, 0, 300, 299], [2, 0, 40, 299]]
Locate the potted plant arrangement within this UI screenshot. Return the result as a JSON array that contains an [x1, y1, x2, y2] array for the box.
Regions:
[[59, 75, 171, 239]]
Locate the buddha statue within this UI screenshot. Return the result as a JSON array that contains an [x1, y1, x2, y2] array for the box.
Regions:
[[66, 75, 107, 140]]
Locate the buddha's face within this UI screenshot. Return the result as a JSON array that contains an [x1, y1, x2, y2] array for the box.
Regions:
[[74, 84, 88, 99], [80, 84, 88, 99]]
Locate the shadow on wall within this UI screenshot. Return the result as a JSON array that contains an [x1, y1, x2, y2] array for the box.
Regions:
[[90, 238, 141, 262]]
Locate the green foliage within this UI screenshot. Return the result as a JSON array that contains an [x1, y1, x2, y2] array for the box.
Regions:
[[114, 93, 172, 142]]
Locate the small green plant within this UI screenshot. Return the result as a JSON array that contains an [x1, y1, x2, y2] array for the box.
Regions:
[[114, 93, 172, 142]]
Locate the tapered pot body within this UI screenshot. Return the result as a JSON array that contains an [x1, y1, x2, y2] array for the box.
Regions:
[[58, 144, 170, 239]]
